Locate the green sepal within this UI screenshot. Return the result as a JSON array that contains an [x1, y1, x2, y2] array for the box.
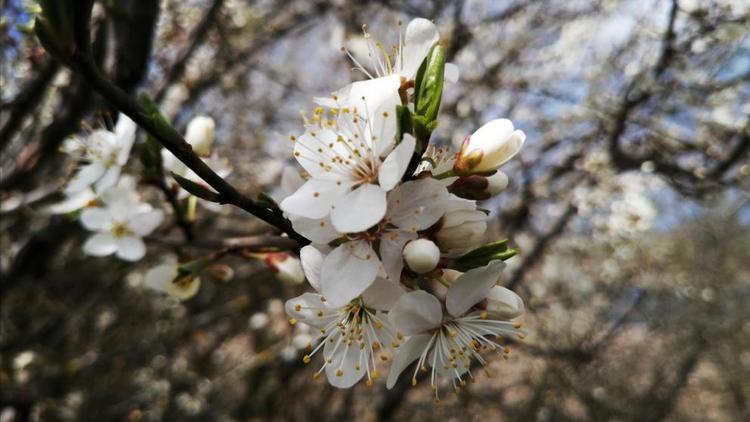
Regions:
[[177, 258, 212, 277], [453, 240, 519, 271], [414, 44, 445, 124], [396, 105, 413, 143]]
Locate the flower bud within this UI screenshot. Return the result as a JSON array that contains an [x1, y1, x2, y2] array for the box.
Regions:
[[447, 175, 489, 200], [436, 198, 487, 254], [144, 263, 201, 301], [486, 286, 524, 319], [185, 116, 215, 157], [265, 253, 305, 284], [486, 170, 509, 195], [403, 239, 440, 274], [453, 119, 525, 175], [206, 263, 234, 282]]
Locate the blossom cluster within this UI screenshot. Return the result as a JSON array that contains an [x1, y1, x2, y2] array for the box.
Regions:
[[279, 18, 527, 396]]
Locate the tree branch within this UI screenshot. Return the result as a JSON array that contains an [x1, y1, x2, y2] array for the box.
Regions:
[[68, 52, 308, 245]]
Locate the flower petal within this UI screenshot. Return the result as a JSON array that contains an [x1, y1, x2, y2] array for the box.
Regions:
[[378, 134, 416, 191], [400, 18, 439, 78], [127, 209, 165, 236], [144, 264, 177, 291], [321, 241, 380, 307], [293, 128, 347, 180], [289, 215, 341, 245], [386, 334, 431, 389], [94, 166, 122, 194], [83, 233, 118, 257], [446, 260, 506, 317], [386, 178, 449, 231], [444, 62, 459, 83], [300, 245, 324, 292], [379, 230, 417, 282], [362, 278, 405, 311], [486, 286, 525, 319], [330, 183, 387, 233], [388, 290, 442, 335], [115, 236, 146, 261], [324, 336, 366, 388], [114, 114, 137, 164], [280, 179, 348, 220], [80, 208, 112, 231], [47, 189, 96, 214], [284, 292, 336, 329], [65, 162, 106, 194]]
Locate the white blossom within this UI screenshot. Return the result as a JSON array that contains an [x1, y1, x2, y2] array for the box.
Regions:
[[285, 246, 405, 388], [386, 261, 524, 398], [316, 178, 449, 307], [65, 114, 137, 194], [79, 179, 163, 262], [280, 105, 416, 233]]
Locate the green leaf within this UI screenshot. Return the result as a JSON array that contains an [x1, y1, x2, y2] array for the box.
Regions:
[[396, 105, 413, 143], [170, 172, 221, 202], [414, 44, 445, 124], [453, 240, 519, 271]]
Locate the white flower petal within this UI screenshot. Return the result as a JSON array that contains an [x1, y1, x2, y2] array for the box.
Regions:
[[361, 278, 405, 311], [388, 290, 442, 335], [293, 128, 347, 180], [386, 334, 431, 389], [347, 75, 401, 124], [378, 134, 416, 191], [324, 337, 366, 388], [114, 114, 137, 164], [444, 62, 459, 83], [144, 264, 177, 291], [184, 116, 215, 156], [446, 260, 506, 317], [65, 162, 105, 194], [127, 209, 165, 236], [83, 233, 118, 257], [386, 178, 449, 231], [94, 166, 122, 193], [330, 184, 387, 233], [80, 208, 112, 231], [284, 292, 336, 329], [280, 179, 348, 220], [321, 241, 380, 307], [115, 236, 146, 261], [47, 189, 96, 214], [486, 286, 525, 319], [300, 245, 325, 292], [400, 18, 440, 78], [379, 230, 417, 282], [289, 215, 341, 244]]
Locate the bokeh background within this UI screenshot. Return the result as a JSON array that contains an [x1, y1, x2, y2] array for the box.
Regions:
[[1, 0, 749, 420]]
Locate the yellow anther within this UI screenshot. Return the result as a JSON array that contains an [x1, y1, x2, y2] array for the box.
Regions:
[[288, 318, 297, 325], [302, 355, 311, 364], [336, 369, 344, 377]]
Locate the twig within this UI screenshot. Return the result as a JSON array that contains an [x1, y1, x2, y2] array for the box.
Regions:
[[67, 51, 309, 245]]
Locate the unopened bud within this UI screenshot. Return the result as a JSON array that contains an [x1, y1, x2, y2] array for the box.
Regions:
[[447, 175, 490, 200], [144, 263, 201, 301], [453, 119, 525, 175], [185, 116, 215, 156], [403, 239, 441, 274], [486, 286, 524, 319], [265, 253, 305, 284], [206, 263, 234, 282], [486, 170, 509, 195]]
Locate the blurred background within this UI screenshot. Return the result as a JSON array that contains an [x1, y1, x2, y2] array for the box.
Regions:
[[1, 0, 749, 420]]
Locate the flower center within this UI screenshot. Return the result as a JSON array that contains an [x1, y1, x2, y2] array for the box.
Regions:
[[110, 222, 132, 238]]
